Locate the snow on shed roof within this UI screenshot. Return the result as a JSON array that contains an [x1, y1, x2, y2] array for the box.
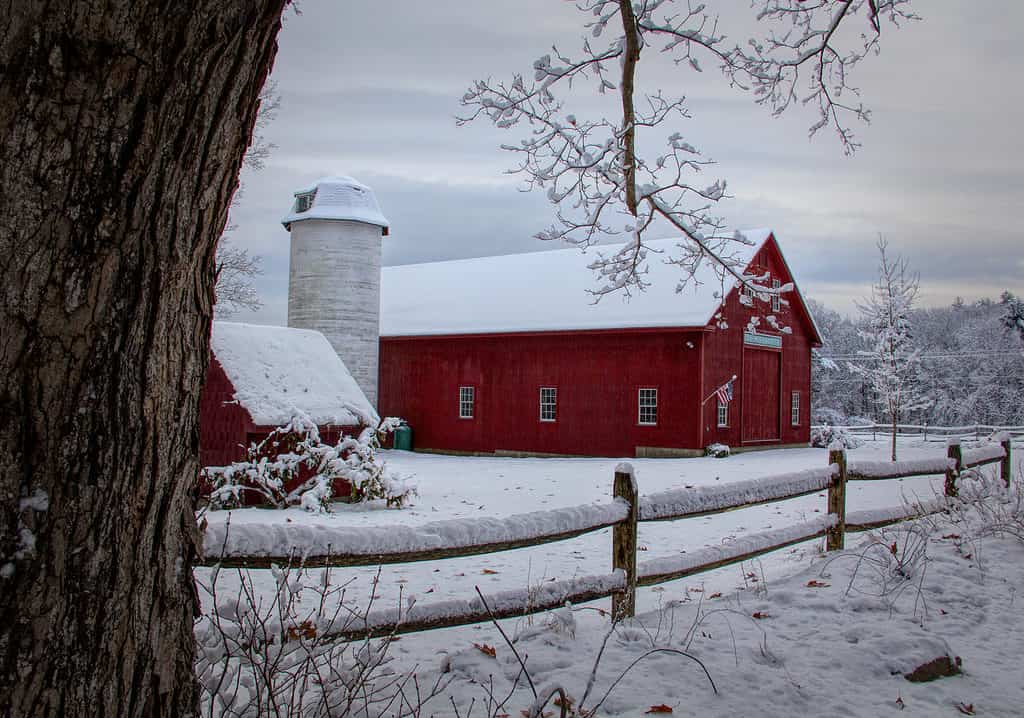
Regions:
[[281, 175, 389, 232], [381, 230, 773, 337], [210, 321, 378, 427]]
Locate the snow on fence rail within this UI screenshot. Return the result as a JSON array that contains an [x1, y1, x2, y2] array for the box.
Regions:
[[198, 436, 1013, 640], [638, 467, 836, 521], [203, 500, 630, 568]]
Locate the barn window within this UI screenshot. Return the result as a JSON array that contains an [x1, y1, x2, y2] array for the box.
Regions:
[[539, 387, 557, 422], [740, 283, 754, 306], [638, 388, 658, 425], [459, 386, 475, 419], [717, 400, 729, 428], [791, 391, 800, 426], [771, 278, 781, 312]]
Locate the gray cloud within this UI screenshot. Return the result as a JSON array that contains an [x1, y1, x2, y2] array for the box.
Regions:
[[228, 0, 1024, 325]]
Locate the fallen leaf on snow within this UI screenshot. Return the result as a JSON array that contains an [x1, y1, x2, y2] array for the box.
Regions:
[[806, 580, 830, 588], [752, 611, 770, 619], [473, 643, 496, 658], [646, 705, 673, 714], [481, 569, 499, 575]]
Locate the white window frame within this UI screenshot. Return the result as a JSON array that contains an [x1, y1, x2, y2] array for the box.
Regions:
[[295, 191, 315, 213], [539, 387, 557, 422], [459, 386, 475, 419], [638, 388, 658, 426], [717, 400, 729, 428], [791, 391, 800, 426], [740, 283, 754, 306], [771, 278, 781, 312]]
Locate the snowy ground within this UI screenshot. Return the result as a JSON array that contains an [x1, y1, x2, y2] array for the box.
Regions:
[[197, 437, 1022, 716]]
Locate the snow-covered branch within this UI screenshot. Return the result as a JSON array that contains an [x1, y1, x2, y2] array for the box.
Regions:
[[461, 0, 915, 301]]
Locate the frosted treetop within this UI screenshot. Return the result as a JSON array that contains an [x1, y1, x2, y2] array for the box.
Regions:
[[281, 175, 389, 231]]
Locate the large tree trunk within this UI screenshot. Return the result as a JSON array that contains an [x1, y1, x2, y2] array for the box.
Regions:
[[0, 2, 286, 715]]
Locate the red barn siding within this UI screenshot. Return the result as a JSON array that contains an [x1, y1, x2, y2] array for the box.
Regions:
[[200, 357, 254, 468], [700, 238, 816, 447], [379, 329, 704, 457], [379, 235, 818, 456]]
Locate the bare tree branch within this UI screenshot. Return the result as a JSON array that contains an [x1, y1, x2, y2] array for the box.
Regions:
[[460, 0, 916, 302]]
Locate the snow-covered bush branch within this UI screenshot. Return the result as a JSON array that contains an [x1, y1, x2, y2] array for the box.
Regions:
[[460, 0, 915, 300], [195, 562, 450, 717], [204, 414, 414, 512], [810, 423, 862, 449]]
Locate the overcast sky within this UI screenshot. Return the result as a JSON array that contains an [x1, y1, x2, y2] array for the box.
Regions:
[[228, 1, 1023, 325]]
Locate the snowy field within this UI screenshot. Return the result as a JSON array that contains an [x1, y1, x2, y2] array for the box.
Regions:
[[197, 437, 1023, 716]]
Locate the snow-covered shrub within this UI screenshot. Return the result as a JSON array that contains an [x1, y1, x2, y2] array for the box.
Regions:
[[810, 423, 863, 449], [705, 443, 730, 458], [203, 414, 414, 512], [812, 407, 849, 427]]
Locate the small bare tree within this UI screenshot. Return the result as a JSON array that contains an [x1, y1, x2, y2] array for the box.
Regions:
[[460, 0, 916, 300], [850, 237, 930, 461], [214, 81, 281, 316], [215, 239, 264, 316]]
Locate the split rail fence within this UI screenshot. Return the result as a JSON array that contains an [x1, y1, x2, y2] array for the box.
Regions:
[[814, 422, 1024, 443], [200, 435, 1014, 642]]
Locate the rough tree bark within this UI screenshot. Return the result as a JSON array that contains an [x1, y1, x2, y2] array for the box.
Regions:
[[0, 2, 286, 715]]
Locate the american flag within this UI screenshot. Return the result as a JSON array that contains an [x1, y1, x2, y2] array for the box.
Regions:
[[714, 378, 734, 405]]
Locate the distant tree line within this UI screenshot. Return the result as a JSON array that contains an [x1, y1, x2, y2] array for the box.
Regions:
[[810, 291, 1024, 427]]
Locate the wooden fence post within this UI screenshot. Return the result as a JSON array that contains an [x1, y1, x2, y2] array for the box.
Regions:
[[945, 440, 962, 498], [612, 464, 638, 620], [1001, 435, 1013, 489], [827, 448, 847, 551]]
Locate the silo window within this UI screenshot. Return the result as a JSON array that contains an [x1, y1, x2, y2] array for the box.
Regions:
[[295, 191, 316, 213]]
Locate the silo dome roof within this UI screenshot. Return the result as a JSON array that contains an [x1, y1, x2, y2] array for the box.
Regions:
[[281, 175, 389, 232]]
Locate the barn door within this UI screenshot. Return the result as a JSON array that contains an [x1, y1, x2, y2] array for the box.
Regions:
[[742, 348, 781, 442]]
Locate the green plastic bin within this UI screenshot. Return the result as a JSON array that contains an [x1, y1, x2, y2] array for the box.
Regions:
[[393, 424, 413, 451]]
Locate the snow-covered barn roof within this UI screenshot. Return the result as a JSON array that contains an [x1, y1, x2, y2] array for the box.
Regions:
[[210, 321, 378, 427], [381, 230, 781, 337], [281, 175, 389, 233]]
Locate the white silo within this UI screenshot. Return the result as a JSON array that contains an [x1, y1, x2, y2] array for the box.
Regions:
[[282, 175, 389, 408]]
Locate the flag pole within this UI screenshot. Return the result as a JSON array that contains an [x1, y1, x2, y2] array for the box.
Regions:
[[701, 374, 737, 406]]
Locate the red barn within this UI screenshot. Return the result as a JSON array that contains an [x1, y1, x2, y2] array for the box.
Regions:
[[378, 230, 822, 457], [200, 321, 378, 469]]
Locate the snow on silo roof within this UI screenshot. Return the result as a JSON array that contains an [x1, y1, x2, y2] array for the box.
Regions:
[[281, 175, 389, 232]]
